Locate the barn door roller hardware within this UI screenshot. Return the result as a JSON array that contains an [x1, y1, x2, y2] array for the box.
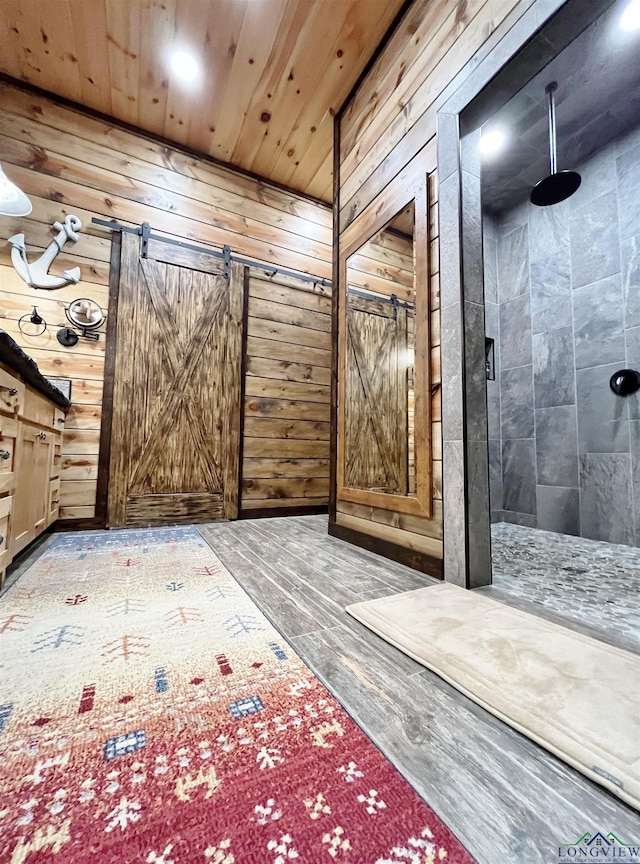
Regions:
[[140, 221, 151, 258], [347, 287, 414, 321], [91, 218, 332, 288], [222, 245, 231, 280]]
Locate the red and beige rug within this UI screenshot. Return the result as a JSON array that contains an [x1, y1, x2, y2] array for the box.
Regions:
[[0, 526, 474, 864]]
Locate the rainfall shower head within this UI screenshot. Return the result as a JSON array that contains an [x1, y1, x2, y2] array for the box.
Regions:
[[530, 82, 581, 207]]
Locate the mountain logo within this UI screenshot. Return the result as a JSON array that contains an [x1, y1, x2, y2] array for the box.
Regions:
[[558, 831, 640, 861]]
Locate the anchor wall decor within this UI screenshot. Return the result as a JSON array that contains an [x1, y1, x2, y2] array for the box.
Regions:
[[8, 214, 83, 290]]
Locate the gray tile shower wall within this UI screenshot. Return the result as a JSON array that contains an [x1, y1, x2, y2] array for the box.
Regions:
[[485, 122, 640, 546], [483, 213, 503, 522]]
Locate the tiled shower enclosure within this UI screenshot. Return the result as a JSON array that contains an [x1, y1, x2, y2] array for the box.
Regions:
[[485, 123, 640, 546]]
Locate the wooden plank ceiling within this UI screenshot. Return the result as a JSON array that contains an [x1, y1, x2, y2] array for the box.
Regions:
[[0, 0, 405, 202]]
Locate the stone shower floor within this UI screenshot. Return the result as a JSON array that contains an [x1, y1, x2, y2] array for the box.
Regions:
[[490, 522, 640, 646]]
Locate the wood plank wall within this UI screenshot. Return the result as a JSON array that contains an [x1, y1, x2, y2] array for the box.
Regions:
[[336, 0, 529, 560], [243, 270, 331, 512], [338, 0, 531, 230], [0, 82, 332, 521]]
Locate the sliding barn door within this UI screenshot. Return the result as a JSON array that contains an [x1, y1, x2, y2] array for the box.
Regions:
[[344, 294, 409, 494], [108, 232, 244, 527]]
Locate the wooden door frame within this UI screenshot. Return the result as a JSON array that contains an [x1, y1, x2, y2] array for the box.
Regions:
[[337, 171, 432, 519], [53, 232, 121, 533], [93, 231, 122, 529]]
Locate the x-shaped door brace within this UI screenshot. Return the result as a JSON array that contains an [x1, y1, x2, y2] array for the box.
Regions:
[[347, 315, 402, 489], [129, 258, 227, 491]]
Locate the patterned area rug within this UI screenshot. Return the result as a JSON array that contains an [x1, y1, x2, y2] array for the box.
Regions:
[[0, 526, 474, 864]]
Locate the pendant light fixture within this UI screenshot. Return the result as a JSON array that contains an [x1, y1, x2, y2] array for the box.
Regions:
[[0, 164, 32, 217], [530, 82, 581, 207]]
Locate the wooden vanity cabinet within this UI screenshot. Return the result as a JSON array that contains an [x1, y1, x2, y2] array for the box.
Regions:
[[0, 369, 66, 586]]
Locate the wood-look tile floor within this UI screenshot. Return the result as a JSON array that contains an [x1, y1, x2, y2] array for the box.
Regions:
[[198, 515, 640, 864], [5, 516, 639, 862]]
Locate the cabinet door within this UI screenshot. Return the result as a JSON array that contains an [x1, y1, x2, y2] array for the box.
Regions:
[[51, 432, 63, 479], [13, 424, 38, 555], [33, 431, 53, 534], [14, 426, 52, 550], [46, 433, 63, 527]]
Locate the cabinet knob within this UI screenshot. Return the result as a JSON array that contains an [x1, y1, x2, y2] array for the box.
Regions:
[[0, 450, 10, 460], [37, 431, 47, 440], [0, 385, 17, 396], [0, 535, 4, 545]]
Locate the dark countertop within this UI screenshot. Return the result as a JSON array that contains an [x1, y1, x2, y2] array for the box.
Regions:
[[0, 330, 72, 409]]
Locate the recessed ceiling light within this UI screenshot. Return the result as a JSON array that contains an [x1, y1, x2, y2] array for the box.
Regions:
[[479, 129, 507, 156], [620, 0, 640, 31], [170, 50, 200, 82]]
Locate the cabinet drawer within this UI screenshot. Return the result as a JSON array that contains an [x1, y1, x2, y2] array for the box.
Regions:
[[23, 388, 57, 429], [0, 368, 24, 416]]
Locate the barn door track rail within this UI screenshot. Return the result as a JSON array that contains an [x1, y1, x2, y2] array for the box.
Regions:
[[347, 286, 414, 318], [92, 217, 332, 288]]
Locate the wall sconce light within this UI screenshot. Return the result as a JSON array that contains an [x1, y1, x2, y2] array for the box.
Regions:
[[0, 164, 32, 217]]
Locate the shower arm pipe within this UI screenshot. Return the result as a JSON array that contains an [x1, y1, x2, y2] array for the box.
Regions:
[[546, 81, 558, 175]]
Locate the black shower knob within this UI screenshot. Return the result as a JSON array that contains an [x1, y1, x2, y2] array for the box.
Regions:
[[609, 369, 640, 397]]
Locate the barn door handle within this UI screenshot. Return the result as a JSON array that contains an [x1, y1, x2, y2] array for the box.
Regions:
[[0, 450, 10, 460]]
